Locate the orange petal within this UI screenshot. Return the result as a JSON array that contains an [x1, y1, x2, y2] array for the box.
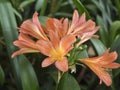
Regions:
[[98, 51, 118, 65], [20, 20, 42, 39], [98, 70, 112, 86], [13, 40, 27, 48], [67, 10, 79, 34], [80, 50, 118, 65], [60, 35, 76, 54], [18, 33, 35, 43], [46, 18, 63, 38], [55, 57, 68, 72], [63, 18, 69, 36], [80, 59, 112, 86], [103, 63, 120, 69], [74, 13, 86, 29], [88, 64, 112, 86], [20, 20, 47, 40], [32, 12, 41, 29], [11, 48, 39, 58], [49, 31, 60, 48], [78, 13, 86, 24], [46, 18, 55, 31], [14, 33, 37, 49], [73, 20, 96, 34], [41, 57, 55, 67], [77, 26, 99, 46], [36, 40, 54, 56], [71, 10, 79, 26], [32, 12, 48, 40]]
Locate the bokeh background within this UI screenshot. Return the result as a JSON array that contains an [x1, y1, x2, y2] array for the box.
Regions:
[[0, 0, 120, 90]]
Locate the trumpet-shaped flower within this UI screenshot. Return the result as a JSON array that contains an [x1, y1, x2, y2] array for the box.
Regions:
[[11, 33, 39, 58], [36, 31, 76, 72], [80, 49, 120, 86]]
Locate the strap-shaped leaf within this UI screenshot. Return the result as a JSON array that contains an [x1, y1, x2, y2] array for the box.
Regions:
[[57, 73, 81, 90], [90, 38, 107, 55], [35, 0, 44, 11], [0, 0, 40, 90], [96, 15, 109, 47], [110, 21, 120, 42], [19, 0, 35, 9]]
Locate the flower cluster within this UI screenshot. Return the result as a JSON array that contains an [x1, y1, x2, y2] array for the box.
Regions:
[[11, 10, 120, 86]]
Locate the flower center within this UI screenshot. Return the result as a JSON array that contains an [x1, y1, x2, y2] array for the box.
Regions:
[[51, 48, 65, 61]]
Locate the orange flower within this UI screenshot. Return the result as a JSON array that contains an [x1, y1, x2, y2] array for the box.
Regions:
[[11, 33, 39, 58], [11, 10, 100, 72], [80, 49, 120, 86], [19, 12, 48, 40], [67, 10, 99, 46], [36, 31, 76, 72], [45, 10, 99, 46]]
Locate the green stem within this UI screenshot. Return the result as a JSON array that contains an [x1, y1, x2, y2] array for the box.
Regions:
[[68, 46, 77, 65], [56, 71, 63, 90]]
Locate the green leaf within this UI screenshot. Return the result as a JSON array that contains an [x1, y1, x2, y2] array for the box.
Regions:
[[115, 0, 120, 17], [73, 0, 91, 19], [0, 65, 5, 85], [17, 55, 40, 90], [49, 71, 58, 84], [90, 38, 107, 55], [57, 73, 81, 90], [110, 21, 120, 43], [19, 0, 35, 9], [35, 0, 44, 11], [75, 49, 88, 60], [91, 0, 112, 25], [39, 16, 48, 26], [39, 0, 48, 16], [0, 0, 40, 90], [13, 7, 22, 21], [96, 15, 109, 47]]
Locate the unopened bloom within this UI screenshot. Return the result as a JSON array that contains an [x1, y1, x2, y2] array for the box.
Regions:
[[11, 33, 39, 58], [36, 31, 76, 72], [80, 49, 120, 86]]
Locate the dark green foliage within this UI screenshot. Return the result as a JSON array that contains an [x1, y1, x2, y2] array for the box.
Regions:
[[0, 0, 120, 90]]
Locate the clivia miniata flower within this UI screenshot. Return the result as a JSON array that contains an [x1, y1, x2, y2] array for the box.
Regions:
[[11, 10, 119, 77], [80, 49, 120, 86]]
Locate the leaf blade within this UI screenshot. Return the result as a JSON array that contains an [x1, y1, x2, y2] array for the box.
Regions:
[[57, 73, 81, 90], [0, 1, 40, 90]]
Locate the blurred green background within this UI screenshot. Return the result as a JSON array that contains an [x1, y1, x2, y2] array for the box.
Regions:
[[0, 0, 120, 90]]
